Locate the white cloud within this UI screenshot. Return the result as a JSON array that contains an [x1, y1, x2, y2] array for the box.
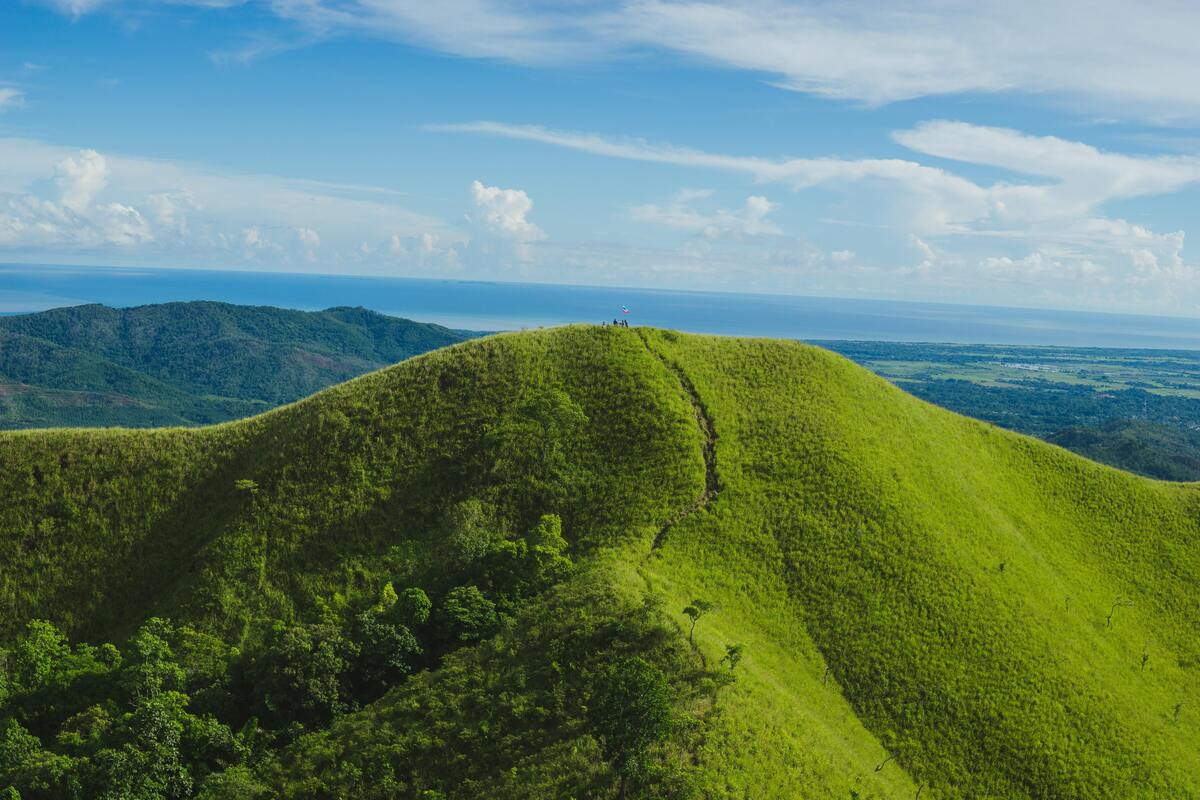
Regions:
[[468, 180, 546, 242], [0, 138, 451, 271], [59, 1, 1200, 120], [432, 118, 1200, 309], [444, 119, 1200, 244], [434, 121, 988, 234], [296, 226, 320, 261], [0, 89, 24, 112], [830, 249, 854, 263], [296, 226, 320, 248], [54, 149, 110, 213], [386, 231, 463, 270], [632, 190, 781, 238]]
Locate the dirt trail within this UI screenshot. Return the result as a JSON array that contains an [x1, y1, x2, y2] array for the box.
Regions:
[[636, 330, 720, 550]]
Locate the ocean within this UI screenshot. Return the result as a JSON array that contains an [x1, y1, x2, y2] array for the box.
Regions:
[[2, 262, 1199, 350]]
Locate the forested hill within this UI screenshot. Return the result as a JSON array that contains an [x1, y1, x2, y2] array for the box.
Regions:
[[0, 302, 476, 429], [1, 326, 1196, 799]]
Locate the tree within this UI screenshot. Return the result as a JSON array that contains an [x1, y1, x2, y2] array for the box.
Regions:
[[525, 514, 573, 590], [721, 644, 744, 672], [437, 586, 498, 643], [122, 618, 185, 702], [440, 499, 499, 571], [682, 599, 713, 645], [79, 692, 194, 800], [392, 587, 432, 628], [589, 658, 674, 800], [245, 622, 352, 727], [348, 611, 421, 697], [11, 619, 70, 692], [375, 582, 400, 613]]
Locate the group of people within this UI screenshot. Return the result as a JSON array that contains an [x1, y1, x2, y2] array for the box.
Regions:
[[603, 318, 631, 327]]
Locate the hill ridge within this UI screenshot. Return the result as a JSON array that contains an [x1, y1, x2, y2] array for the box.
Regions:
[[0, 301, 476, 428], [1, 325, 1197, 799]]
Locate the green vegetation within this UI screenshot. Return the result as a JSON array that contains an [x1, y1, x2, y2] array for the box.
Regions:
[[0, 302, 475, 429], [1, 326, 1198, 797], [1049, 419, 1200, 481], [821, 339, 1200, 478]]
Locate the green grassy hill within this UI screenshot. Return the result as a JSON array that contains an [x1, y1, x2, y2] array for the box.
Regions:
[[0, 302, 474, 429], [1, 327, 1197, 798]]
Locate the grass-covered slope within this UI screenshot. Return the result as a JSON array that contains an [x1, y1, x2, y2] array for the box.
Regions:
[[1, 327, 1197, 798], [0, 302, 474, 429]]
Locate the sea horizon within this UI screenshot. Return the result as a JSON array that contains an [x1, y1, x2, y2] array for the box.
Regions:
[[3, 261, 1199, 350]]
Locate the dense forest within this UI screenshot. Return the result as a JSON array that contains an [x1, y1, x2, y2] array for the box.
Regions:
[[0, 303, 474, 429], [2, 327, 1196, 797]]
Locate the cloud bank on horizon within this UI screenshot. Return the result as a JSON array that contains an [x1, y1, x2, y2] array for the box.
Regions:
[[6, 0, 1200, 313]]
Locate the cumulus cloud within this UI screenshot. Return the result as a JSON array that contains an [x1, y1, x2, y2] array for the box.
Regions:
[[468, 180, 546, 242], [632, 190, 781, 238], [54, 149, 110, 212], [0, 137, 449, 271]]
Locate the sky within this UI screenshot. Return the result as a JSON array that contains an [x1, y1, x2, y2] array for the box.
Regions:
[[4, 1, 1200, 314]]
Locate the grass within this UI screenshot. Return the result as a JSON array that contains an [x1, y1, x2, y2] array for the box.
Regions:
[[2, 325, 1198, 797]]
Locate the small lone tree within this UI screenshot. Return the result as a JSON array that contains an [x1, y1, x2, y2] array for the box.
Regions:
[[721, 643, 744, 672], [1106, 597, 1133, 628], [682, 599, 713, 645], [589, 657, 673, 800]]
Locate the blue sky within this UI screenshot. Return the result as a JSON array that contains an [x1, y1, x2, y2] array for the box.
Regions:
[[4, 1, 1200, 313]]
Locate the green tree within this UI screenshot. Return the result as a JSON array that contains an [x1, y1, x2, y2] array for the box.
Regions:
[[440, 499, 500, 570], [589, 658, 674, 800], [348, 611, 421, 697], [682, 599, 713, 645], [392, 588, 432, 628], [122, 619, 185, 702], [245, 622, 352, 728], [11, 620, 70, 692], [525, 513, 573, 590], [80, 692, 193, 800], [437, 586, 498, 643], [721, 644, 744, 672]]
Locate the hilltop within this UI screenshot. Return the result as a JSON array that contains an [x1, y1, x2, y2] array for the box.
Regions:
[[0, 302, 475, 429], [1, 327, 1197, 799]]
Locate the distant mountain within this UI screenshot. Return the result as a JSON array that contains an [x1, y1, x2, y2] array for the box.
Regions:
[[0, 302, 477, 428]]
